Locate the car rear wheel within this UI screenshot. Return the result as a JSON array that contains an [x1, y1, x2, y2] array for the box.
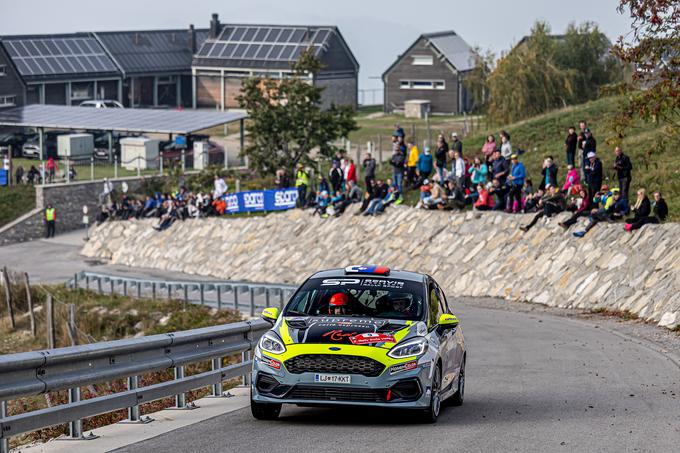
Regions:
[[420, 365, 441, 423], [450, 357, 465, 407], [250, 391, 281, 420]]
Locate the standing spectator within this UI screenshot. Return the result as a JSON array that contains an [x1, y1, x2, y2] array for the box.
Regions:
[[394, 124, 405, 139], [275, 168, 290, 189], [539, 157, 559, 191], [507, 154, 526, 213], [416, 147, 433, 183], [450, 132, 463, 156], [449, 150, 465, 188], [481, 135, 496, 163], [584, 152, 603, 203], [491, 150, 509, 186], [390, 143, 405, 197], [613, 146, 633, 202], [213, 174, 228, 199], [363, 152, 376, 189], [406, 140, 419, 187], [581, 128, 597, 174], [500, 131, 512, 159], [44, 204, 56, 238], [295, 164, 310, 208], [468, 157, 488, 187], [346, 159, 357, 186], [329, 162, 343, 194], [15, 165, 24, 185], [577, 120, 588, 168], [434, 135, 448, 183], [562, 165, 580, 195], [46, 156, 57, 183], [99, 178, 114, 204], [565, 126, 578, 167]]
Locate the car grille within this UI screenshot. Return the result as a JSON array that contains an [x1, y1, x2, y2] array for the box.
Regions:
[[284, 354, 385, 377], [286, 385, 386, 402]]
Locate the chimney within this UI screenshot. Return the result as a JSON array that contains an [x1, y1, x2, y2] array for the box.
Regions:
[[188, 24, 196, 54], [209, 13, 220, 39]]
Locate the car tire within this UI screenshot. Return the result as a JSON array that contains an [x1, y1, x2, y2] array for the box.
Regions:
[[250, 391, 281, 420], [420, 364, 442, 423], [450, 357, 465, 407]]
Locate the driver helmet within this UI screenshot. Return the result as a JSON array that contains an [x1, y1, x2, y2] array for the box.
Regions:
[[329, 292, 350, 315]]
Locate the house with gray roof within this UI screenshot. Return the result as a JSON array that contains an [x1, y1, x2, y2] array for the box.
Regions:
[[382, 31, 477, 114], [192, 14, 359, 110]]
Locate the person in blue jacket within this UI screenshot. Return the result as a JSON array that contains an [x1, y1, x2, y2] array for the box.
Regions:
[[416, 147, 434, 184], [507, 154, 526, 213]]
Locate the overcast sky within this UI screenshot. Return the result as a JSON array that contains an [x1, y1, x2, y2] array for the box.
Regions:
[[4, 0, 633, 91]]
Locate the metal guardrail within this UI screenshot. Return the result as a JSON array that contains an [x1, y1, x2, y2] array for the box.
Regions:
[[0, 319, 270, 452], [69, 271, 298, 317]]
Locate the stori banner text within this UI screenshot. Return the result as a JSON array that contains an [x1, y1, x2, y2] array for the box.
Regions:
[[225, 188, 298, 213]]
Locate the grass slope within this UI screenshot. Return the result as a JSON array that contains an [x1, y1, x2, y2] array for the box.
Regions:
[[0, 185, 36, 227]]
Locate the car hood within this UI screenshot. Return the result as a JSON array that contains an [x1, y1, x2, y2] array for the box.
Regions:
[[276, 316, 423, 348]]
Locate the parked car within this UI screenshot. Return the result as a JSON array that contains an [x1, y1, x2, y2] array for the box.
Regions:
[[0, 132, 29, 157], [21, 131, 70, 159], [79, 100, 124, 109]]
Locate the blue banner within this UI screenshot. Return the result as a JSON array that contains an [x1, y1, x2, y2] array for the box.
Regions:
[[224, 188, 298, 214], [0, 170, 7, 186]]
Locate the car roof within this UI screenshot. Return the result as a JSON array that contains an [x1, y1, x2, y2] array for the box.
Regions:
[[310, 267, 427, 283]]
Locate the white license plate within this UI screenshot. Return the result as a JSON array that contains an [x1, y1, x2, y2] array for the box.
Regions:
[[314, 373, 351, 384]]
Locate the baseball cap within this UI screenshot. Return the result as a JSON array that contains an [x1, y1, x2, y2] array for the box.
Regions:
[[451, 132, 458, 137], [510, 154, 518, 159], [423, 179, 430, 185], [587, 152, 596, 159]]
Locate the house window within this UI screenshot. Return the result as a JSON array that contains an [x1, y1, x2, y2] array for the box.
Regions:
[[412, 55, 433, 65], [400, 80, 446, 90], [0, 95, 16, 107], [0, 65, 6, 76]]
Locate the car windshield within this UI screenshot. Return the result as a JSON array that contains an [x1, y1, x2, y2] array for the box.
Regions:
[[284, 277, 426, 321]]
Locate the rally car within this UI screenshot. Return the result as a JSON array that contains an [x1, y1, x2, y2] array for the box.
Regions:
[[250, 265, 466, 423]]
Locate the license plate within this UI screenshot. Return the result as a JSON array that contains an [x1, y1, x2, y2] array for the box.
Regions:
[[314, 373, 351, 384]]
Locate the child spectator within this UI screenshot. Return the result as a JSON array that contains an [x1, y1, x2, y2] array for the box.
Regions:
[[474, 183, 494, 211], [562, 165, 580, 195], [507, 154, 526, 213], [500, 131, 512, 159]]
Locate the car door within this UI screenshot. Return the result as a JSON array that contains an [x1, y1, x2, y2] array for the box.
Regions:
[[428, 280, 455, 391], [437, 283, 464, 376]]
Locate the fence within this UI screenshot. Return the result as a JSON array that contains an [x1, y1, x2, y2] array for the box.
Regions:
[[358, 88, 383, 107], [0, 318, 270, 453], [69, 271, 298, 317]]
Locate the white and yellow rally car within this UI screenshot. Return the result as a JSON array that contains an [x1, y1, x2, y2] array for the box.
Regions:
[[251, 265, 466, 422]]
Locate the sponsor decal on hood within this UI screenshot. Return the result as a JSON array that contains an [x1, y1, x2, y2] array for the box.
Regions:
[[280, 317, 412, 346]]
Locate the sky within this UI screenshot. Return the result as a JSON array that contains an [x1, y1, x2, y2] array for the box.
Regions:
[[3, 0, 633, 92]]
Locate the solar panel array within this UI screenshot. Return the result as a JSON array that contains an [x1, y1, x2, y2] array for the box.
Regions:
[[2, 36, 119, 78], [195, 25, 332, 62]]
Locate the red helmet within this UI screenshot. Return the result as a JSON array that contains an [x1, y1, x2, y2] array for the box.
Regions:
[[329, 293, 349, 314]]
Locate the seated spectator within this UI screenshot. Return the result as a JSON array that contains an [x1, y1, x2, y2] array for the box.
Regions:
[[488, 178, 509, 211], [212, 197, 226, 215], [318, 175, 330, 195], [346, 180, 362, 203], [314, 191, 330, 217], [522, 179, 534, 209], [153, 201, 178, 231], [441, 179, 466, 211], [275, 168, 290, 189], [519, 185, 566, 232], [421, 181, 445, 209], [363, 180, 396, 216], [562, 165, 580, 195], [573, 189, 628, 237], [474, 183, 494, 211], [559, 187, 591, 229], [624, 189, 667, 231]]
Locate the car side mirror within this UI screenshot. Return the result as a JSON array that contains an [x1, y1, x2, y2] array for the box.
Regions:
[[261, 307, 279, 324], [438, 313, 459, 330]]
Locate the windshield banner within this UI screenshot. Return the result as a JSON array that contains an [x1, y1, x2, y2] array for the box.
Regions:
[[224, 188, 298, 213]]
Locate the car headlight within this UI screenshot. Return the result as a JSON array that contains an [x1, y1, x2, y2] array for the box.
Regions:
[[259, 331, 286, 355], [387, 336, 428, 359]]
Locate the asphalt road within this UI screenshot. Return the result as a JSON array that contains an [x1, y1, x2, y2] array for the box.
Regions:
[[114, 301, 680, 453]]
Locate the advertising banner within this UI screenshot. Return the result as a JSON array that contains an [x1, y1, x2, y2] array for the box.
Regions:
[[224, 188, 298, 213]]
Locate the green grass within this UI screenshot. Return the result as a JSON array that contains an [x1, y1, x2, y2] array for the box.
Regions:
[[0, 185, 36, 227]]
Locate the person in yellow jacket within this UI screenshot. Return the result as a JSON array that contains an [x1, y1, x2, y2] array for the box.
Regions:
[[45, 204, 56, 238], [406, 140, 420, 189], [295, 164, 310, 208]]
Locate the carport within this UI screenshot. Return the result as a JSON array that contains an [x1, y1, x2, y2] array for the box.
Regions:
[[0, 104, 247, 160]]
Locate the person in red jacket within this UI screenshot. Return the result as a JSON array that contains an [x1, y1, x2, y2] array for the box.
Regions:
[[46, 156, 58, 183], [346, 159, 357, 186], [473, 183, 494, 211], [559, 187, 591, 229]]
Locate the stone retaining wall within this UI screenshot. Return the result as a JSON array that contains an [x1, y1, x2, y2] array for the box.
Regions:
[[82, 206, 680, 330]]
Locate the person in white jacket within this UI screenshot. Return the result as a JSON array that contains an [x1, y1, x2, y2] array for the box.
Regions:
[[213, 175, 228, 198], [500, 131, 513, 159], [450, 150, 466, 189]]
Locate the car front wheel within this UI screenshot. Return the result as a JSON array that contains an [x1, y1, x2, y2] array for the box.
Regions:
[[250, 391, 281, 420], [450, 357, 465, 407], [420, 365, 442, 423]]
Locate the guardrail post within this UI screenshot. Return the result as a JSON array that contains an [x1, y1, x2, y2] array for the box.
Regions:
[[123, 280, 127, 296], [90, 157, 94, 181], [174, 367, 186, 408], [216, 286, 222, 311], [68, 387, 97, 440], [183, 285, 188, 310], [152, 282, 156, 300], [120, 375, 152, 424], [1, 400, 9, 453], [73, 273, 79, 290], [97, 276, 102, 295], [249, 288, 255, 317], [234, 286, 239, 311], [279, 290, 284, 309], [199, 284, 205, 306], [242, 331, 251, 386], [211, 358, 223, 397], [85, 275, 90, 290], [265, 289, 271, 308]]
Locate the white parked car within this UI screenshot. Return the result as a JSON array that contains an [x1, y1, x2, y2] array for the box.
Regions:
[[79, 100, 124, 109]]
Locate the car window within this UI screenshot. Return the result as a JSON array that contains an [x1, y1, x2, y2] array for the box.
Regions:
[[435, 284, 450, 314], [104, 101, 117, 108], [428, 282, 443, 328]]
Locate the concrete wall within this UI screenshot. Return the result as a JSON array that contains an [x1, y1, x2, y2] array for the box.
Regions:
[[82, 206, 680, 330], [0, 175, 161, 246]]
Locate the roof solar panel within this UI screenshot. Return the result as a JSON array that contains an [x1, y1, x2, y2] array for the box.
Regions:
[[232, 43, 248, 58], [222, 43, 237, 58], [44, 40, 60, 55], [290, 29, 305, 43], [277, 29, 293, 43], [290, 46, 305, 60], [231, 27, 246, 41], [279, 45, 295, 60], [255, 44, 271, 59], [254, 28, 268, 41], [209, 43, 225, 57], [264, 28, 281, 43], [313, 29, 329, 44], [244, 44, 259, 58], [242, 28, 257, 41]]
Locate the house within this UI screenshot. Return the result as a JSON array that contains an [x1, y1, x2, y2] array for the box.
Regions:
[[191, 14, 359, 110], [382, 31, 476, 115], [95, 27, 209, 108], [0, 33, 122, 109]]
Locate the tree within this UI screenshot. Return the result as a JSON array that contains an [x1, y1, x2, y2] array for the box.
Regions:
[[488, 22, 574, 124], [237, 50, 357, 176], [608, 1, 679, 154], [463, 47, 495, 113]]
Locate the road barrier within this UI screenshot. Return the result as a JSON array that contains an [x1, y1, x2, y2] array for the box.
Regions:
[[69, 271, 298, 316], [0, 318, 270, 452]]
